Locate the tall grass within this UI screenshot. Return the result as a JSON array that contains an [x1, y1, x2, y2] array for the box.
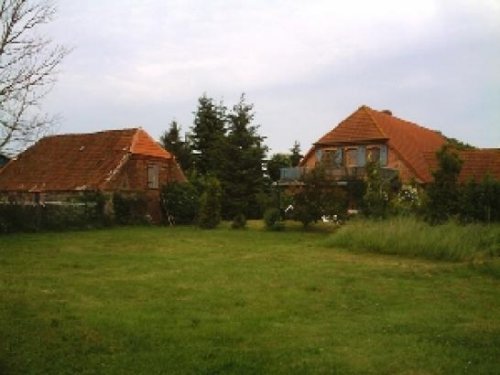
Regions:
[[326, 217, 500, 261]]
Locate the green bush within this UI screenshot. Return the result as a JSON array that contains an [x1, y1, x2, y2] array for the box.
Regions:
[[112, 193, 149, 225], [198, 177, 222, 229], [0, 204, 41, 233], [263, 208, 284, 231], [0, 194, 107, 233], [231, 213, 247, 229], [459, 176, 500, 224], [292, 166, 348, 227], [160, 181, 199, 225]]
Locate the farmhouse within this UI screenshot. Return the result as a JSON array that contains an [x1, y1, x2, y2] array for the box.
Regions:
[[281, 105, 500, 185], [0, 128, 186, 222]]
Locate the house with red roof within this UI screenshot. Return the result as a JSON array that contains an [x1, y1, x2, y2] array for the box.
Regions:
[[281, 105, 500, 186], [0, 128, 186, 222]]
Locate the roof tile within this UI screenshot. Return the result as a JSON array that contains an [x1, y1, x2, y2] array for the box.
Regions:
[[0, 128, 172, 192]]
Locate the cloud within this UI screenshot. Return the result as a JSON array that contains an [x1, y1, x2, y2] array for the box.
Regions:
[[44, 0, 500, 152]]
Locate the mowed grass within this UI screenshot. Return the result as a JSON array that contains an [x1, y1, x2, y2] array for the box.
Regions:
[[0, 225, 499, 374]]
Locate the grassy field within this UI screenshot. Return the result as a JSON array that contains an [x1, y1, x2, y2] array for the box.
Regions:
[[327, 217, 500, 261], [1, 224, 499, 374]]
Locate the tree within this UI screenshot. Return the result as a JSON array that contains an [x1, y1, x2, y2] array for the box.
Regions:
[[425, 145, 463, 224], [0, 0, 69, 155], [362, 161, 391, 218], [267, 153, 291, 182], [190, 94, 227, 177], [221, 94, 267, 219], [290, 140, 303, 167], [293, 166, 347, 227], [160, 120, 192, 172]]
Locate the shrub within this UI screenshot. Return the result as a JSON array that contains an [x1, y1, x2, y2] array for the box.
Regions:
[[292, 166, 348, 227], [459, 176, 500, 224], [263, 208, 284, 231], [160, 181, 199, 225], [0, 194, 108, 234], [198, 177, 222, 229], [112, 193, 149, 225], [231, 213, 247, 229], [425, 146, 462, 224]]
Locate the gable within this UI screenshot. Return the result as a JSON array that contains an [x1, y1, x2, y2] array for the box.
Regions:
[[316, 106, 387, 145]]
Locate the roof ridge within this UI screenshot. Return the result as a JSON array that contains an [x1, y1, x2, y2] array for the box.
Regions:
[[363, 106, 387, 138], [368, 107, 433, 182], [130, 128, 141, 153]]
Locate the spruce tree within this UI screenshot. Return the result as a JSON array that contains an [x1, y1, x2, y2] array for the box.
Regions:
[[160, 120, 192, 171], [221, 94, 268, 219], [290, 141, 303, 167], [190, 94, 227, 177]]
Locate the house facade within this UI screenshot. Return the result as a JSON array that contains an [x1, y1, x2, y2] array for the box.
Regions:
[[282, 105, 449, 185], [0, 128, 186, 222], [281, 105, 500, 191]]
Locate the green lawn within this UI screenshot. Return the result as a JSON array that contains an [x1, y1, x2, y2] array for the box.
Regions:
[[1, 225, 499, 374]]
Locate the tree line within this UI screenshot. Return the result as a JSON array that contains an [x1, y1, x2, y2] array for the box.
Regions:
[[159, 93, 303, 228]]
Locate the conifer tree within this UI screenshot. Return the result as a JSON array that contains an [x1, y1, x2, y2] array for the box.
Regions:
[[190, 94, 227, 177], [160, 120, 192, 171], [221, 94, 267, 219], [290, 141, 303, 167]]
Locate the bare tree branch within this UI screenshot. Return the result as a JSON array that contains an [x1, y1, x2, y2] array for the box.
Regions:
[[0, 0, 69, 155]]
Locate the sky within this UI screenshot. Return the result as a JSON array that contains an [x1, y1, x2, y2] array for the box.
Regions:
[[43, 0, 500, 154]]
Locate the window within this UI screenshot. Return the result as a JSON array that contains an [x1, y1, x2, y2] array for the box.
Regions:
[[322, 149, 343, 167], [147, 164, 159, 189], [367, 147, 380, 163], [345, 148, 357, 167]]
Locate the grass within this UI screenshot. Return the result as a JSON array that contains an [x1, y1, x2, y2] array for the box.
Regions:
[[0, 224, 499, 374], [326, 216, 500, 261]]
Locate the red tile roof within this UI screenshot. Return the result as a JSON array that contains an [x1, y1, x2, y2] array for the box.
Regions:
[[425, 149, 500, 183], [0, 128, 172, 192], [306, 105, 448, 182]]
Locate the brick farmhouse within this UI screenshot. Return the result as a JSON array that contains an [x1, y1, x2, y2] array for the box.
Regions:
[[0, 128, 186, 222], [281, 105, 500, 186]]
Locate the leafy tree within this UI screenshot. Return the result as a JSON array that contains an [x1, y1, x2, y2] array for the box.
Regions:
[[160, 120, 192, 172], [220, 94, 267, 219], [425, 145, 463, 224], [198, 176, 222, 229], [190, 94, 227, 177], [267, 153, 291, 182], [0, 0, 69, 155], [290, 141, 303, 167], [293, 166, 347, 227], [362, 161, 391, 218]]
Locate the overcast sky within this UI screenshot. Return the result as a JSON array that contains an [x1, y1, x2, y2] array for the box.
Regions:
[[44, 0, 500, 154]]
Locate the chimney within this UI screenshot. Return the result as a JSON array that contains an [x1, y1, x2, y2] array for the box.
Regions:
[[382, 109, 392, 116]]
